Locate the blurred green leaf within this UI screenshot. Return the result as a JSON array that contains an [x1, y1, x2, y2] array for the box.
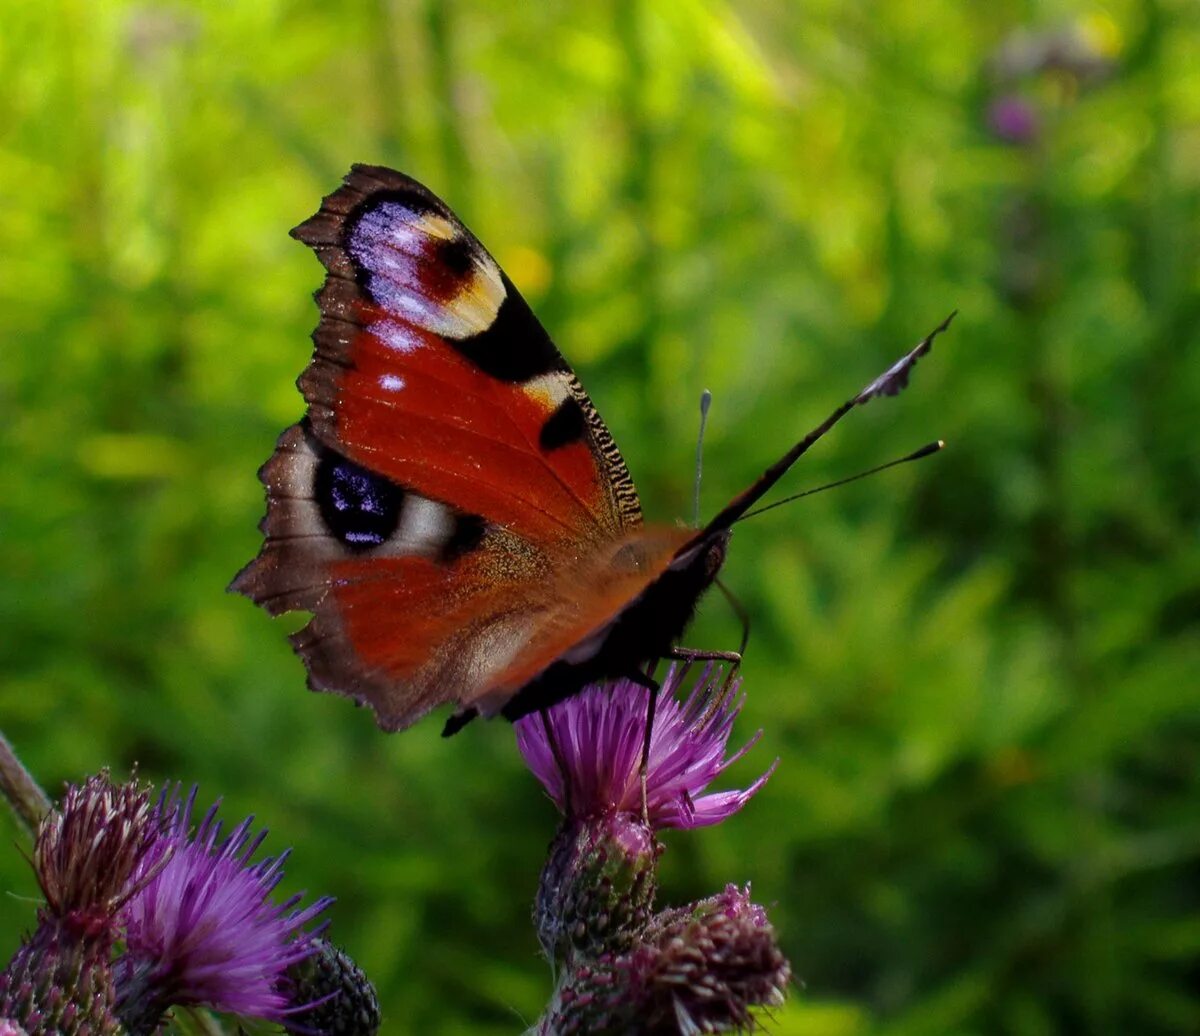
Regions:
[[1, 1, 1197, 1033]]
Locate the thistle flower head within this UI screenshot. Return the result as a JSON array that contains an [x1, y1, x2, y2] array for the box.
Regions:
[[0, 920, 121, 1036], [2, 774, 155, 1035], [33, 772, 161, 931], [516, 665, 775, 830], [115, 787, 332, 1032], [633, 883, 791, 1030]]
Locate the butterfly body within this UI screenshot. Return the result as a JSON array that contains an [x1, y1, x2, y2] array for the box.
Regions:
[[233, 165, 948, 735], [457, 525, 731, 731]]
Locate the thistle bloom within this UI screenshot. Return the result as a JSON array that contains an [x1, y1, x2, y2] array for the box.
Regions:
[[516, 664, 775, 829], [33, 773, 162, 929], [115, 788, 332, 1033], [0, 773, 159, 1036], [519, 666, 777, 969], [987, 95, 1040, 145]]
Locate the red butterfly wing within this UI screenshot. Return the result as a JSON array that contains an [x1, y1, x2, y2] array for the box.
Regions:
[[233, 165, 657, 731], [292, 164, 640, 544]]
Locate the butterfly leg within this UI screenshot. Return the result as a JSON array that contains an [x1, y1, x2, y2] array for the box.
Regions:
[[667, 647, 743, 721], [668, 646, 743, 694], [715, 576, 751, 657], [539, 708, 573, 818], [626, 669, 661, 826], [667, 647, 743, 666]]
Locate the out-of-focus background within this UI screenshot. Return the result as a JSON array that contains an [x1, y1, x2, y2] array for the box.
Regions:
[[2, 2, 1198, 1033]]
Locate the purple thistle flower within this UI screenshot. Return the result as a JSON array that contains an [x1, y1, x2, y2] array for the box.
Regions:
[[114, 787, 332, 1033], [516, 664, 775, 830], [0, 1022, 26, 1035], [986, 95, 1040, 145], [1, 773, 157, 1036], [34, 772, 161, 930]]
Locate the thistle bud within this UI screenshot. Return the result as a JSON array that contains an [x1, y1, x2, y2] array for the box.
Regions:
[[284, 939, 381, 1036], [535, 814, 659, 964], [540, 885, 790, 1034], [0, 919, 121, 1036]]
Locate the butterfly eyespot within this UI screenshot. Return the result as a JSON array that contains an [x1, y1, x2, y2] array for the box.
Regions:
[[314, 451, 405, 551], [437, 236, 475, 278], [348, 197, 505, 340]]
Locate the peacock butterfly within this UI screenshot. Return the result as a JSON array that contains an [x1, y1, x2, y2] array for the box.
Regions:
[[231, 165, 951, 736]]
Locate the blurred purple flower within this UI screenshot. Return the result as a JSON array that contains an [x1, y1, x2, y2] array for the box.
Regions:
[[988, 95, 1040, 144], [0, 1021, 26, 1035], [516, 664, 775, 830], [115, 787, 332, 1032]]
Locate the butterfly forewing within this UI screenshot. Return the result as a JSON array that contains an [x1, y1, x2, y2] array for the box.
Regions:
[[293, 165, 640, 543]]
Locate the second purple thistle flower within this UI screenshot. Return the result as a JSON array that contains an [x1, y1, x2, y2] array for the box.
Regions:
[[115, 787, 333, 1033]]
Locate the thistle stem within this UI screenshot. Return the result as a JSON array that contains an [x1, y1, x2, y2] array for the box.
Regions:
[[0, 729, 51, 835]]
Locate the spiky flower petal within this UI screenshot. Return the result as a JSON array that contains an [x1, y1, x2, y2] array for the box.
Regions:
[[115, 787, 332, 1033], [516, 665, 775, 830]]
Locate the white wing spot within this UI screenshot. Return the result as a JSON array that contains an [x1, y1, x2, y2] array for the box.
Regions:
[[379, 374, 406, 392], [376, 320, 424, 353]]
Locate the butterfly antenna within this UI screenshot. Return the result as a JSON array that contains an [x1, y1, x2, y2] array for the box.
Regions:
[[737, 440, 946, 522], [693, 389, 713, 528], [692, 312, 955, 540]]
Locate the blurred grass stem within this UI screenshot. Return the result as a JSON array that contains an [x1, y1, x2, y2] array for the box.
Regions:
[[0, 731, 51, 836]]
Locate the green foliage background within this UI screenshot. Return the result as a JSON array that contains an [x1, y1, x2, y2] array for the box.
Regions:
[[2, 1, 1198, 1033]]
